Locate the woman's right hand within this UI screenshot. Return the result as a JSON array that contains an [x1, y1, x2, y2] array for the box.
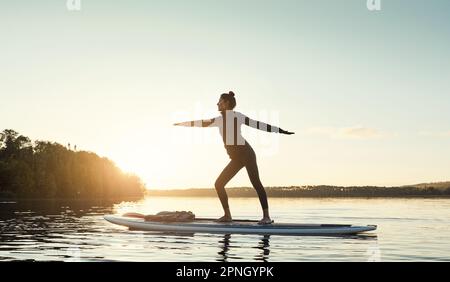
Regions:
[[279, 128, 295, 135]]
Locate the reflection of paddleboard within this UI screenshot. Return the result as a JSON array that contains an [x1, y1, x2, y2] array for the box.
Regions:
[[104, 214, 377, 236]]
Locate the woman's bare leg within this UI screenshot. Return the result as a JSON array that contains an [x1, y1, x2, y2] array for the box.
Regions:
[[245, 153, 273, 225], [214, 159, 244, 222]]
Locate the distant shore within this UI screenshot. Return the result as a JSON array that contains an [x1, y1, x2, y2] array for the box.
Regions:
[[147, 184, 450, 198], [0, 196, 143, 202]]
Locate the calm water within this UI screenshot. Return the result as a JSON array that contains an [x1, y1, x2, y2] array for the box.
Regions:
[[0, 197, 449, 262]]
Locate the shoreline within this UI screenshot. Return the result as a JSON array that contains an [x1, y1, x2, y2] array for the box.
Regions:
[[145, 194, 450, 199], [2, 195, 450, 202], [0, 196, 144, 202], [3, 185, 450, 201], [146, 185, 450, 199]]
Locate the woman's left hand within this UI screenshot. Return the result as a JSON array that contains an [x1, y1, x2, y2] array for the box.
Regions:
[[279, 129, 295, 135]]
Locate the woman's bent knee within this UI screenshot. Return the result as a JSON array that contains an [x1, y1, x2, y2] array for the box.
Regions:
[[215, 180, 224, 191]]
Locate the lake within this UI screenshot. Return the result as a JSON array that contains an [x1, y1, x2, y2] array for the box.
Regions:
[[0, 197, 449, 261]]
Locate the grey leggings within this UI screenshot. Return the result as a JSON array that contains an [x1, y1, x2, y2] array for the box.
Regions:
[[214, 148, 269, 210]]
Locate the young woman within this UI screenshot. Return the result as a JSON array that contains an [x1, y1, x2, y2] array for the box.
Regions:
[[174, 91, 294, 224]]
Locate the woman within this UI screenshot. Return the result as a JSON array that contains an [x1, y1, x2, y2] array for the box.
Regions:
[[174, 91, 294, 224]]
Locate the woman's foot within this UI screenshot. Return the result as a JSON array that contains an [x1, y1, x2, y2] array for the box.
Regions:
[[258, 217, 274, 225], [215, 215, 232, 223]]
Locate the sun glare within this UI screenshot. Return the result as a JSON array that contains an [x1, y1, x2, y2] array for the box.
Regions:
[[109, 134, 179, 190]]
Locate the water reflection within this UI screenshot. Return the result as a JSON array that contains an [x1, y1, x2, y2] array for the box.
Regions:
[[0, 200, 117, 261], [217, 234, 231, 262], [255, 235, 271, 262], [214, 233, 377, 262], [215, 234, 271, 262], [5, 197, 448, 261], [0, 199, 379, 262]]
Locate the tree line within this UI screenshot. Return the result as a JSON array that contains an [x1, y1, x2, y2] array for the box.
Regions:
[[147, 185, 450, 198], [0, 129, 145, 199]]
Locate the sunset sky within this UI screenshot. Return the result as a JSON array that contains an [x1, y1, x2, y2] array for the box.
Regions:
[[1, 0, 450, 189]]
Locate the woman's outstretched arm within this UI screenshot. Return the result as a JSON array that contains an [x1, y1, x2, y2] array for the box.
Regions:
[[173, 118, 217, 127], [241, 114, 294, 135]]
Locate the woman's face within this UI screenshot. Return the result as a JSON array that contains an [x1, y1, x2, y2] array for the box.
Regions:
[[217, 98, 230, 111]]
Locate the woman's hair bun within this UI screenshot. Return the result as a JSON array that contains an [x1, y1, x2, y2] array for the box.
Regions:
[[228, 91, 235, 97]]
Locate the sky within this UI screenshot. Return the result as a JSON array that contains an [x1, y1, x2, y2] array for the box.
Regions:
[[1, 0, 450, 189]]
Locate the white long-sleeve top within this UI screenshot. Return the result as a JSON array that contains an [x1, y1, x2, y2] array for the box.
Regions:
[[178, 110, 280, 148]]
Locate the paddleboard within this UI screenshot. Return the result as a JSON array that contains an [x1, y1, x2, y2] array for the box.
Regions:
[[104, 215, 377, 236]]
